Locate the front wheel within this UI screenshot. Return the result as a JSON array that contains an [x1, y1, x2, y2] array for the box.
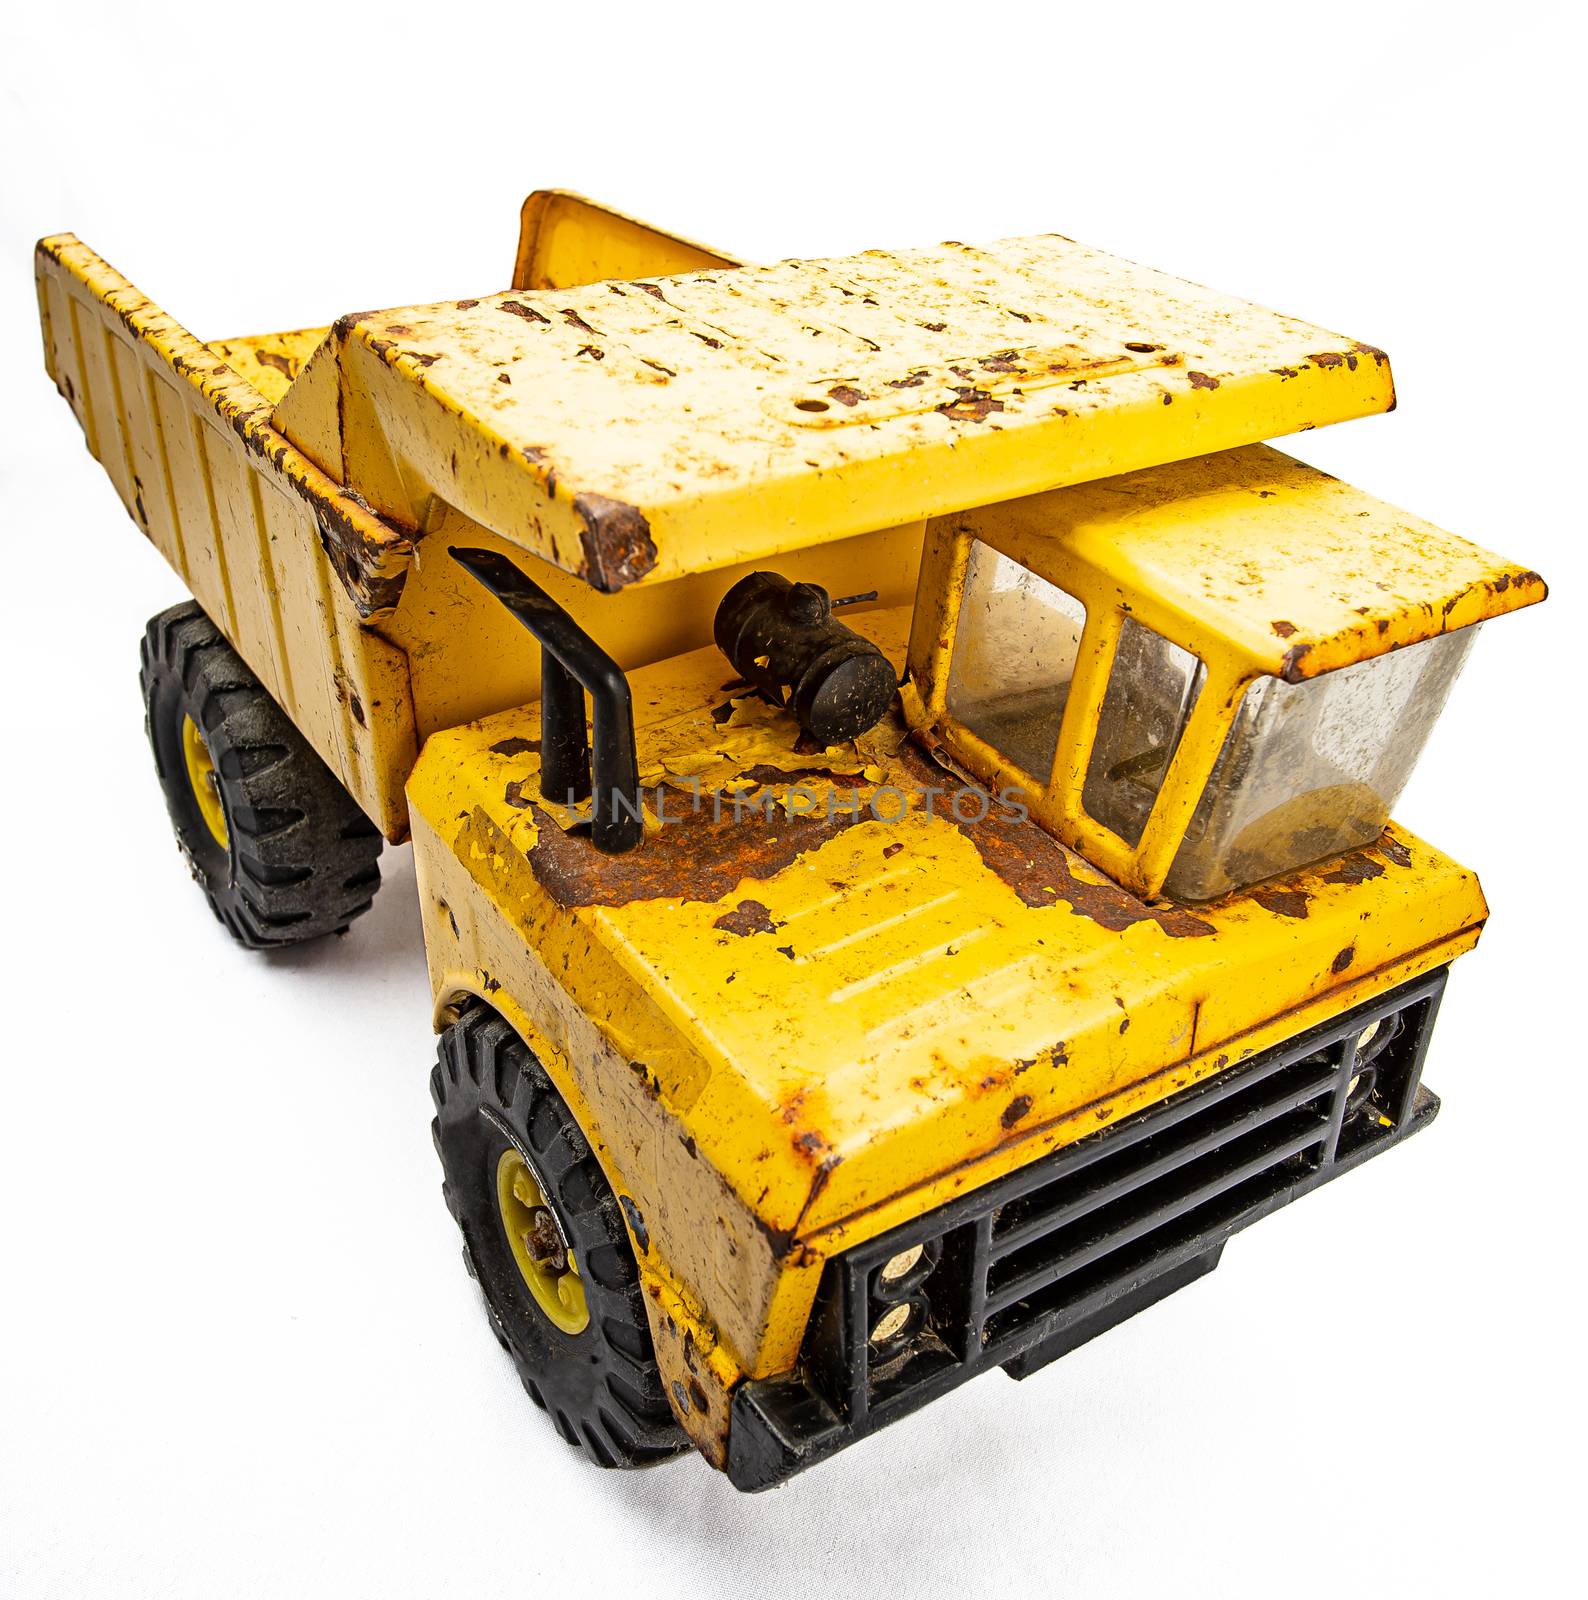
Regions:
[[140, 601, 382, 948], [430, 1005, 686, 1468]]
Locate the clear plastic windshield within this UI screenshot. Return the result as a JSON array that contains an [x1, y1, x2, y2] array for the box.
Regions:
[[1164, 628, 1479, 901]]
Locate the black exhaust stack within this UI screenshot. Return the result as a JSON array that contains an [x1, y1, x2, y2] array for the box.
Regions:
[[450, 547, 643, 854]]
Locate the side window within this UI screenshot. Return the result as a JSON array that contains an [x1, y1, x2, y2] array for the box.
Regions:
[[945, 540, 1087, 781], [1082, 617, 1205, 847]]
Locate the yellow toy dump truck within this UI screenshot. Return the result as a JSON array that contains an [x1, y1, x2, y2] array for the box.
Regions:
[[36, 192, 1545, 1488]]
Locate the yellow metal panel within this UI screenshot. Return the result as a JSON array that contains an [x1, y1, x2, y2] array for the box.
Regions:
[[382, 510, 923, 741], [36, 236, 413, 618], [279, 233, 1396, 592], [35, 236, 419, 839], [405, 610, 1487, 1377], [512, 189, 739, 291], [267, 335, 343, 478], [208, 326, 331, 407], [947, 444, 1546, 683]]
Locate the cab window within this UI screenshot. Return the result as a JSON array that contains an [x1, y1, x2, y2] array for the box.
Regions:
[[1082, 618, 1205, 847], [945, 540, 1087, 781]]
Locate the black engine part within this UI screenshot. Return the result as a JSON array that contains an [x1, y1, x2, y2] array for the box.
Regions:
[[713, 572, 898, 745]]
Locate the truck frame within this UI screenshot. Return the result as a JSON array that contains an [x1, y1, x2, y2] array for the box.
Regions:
[[35, 192, 1545, 1488]]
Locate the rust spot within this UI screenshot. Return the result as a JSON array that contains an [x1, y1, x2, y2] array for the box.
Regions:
[[1253, 887, 1310, 919], [895, 744, 1215, 939], [1280, 641, 1313, 681], [687, 1378, 709, 1415], [827, 383, 867, 406], [504, 779, 534, 809], [1001, 1094, 1033, 1129], [1320, 853, 1384, 885], [714, 899, 780, 937], [1311, 351, 1344, 368], [882, 841, 903, 859], [936, 387, 1005, 423], [1186, 370, 1220, 390], [254, 349, 296, 379], [574, 493, 657, 590], [490, 736, 539, 757], [560, 308, 599, 336], [1378, 834, 1413, 868], [1352, 341, 1390, 367], [1271, 619, 1299, 639], [499, 299, 549, 324], [1331, 946, 1356, 974], [529, 791, 868, 909]]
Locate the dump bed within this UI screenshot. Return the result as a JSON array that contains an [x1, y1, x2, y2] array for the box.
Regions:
[[34, 236, 419, 837]]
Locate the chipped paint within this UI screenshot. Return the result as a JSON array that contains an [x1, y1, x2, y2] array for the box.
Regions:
[[408, 613, 1490, 1388], [39, 194, 1541, 1468]]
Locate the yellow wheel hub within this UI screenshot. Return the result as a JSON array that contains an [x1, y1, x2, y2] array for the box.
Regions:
[[181, 714, 228, 848], [495, 1147, 589, 1336]]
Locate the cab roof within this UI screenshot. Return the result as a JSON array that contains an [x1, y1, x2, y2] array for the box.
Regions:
[[273, 232, 1399, 593], [958, 444, 1547, 680]]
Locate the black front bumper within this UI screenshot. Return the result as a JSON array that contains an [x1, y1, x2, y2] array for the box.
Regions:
[[727, 969, 1447, 1491]]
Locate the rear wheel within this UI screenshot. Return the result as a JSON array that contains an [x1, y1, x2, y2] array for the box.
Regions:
[[430, 1005, 686, 1468], [140, 601, 382, 948]]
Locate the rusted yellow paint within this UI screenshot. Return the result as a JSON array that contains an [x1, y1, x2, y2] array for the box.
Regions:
[[406, 611, 1488, 1390], [36, 193, 1545, 1467], [207, 326, 330, 407], [903, 445, 1545, 898], [513, 189, 739, 292], [265, 230, 1396, 596], [34, 236, 418, 839]]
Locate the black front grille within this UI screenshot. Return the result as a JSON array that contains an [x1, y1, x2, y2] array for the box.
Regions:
[[728, 967, 1447, 1491], [982, 1053, 1337, 1346]]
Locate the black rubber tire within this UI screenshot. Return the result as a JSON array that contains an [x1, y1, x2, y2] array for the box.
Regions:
[[140, 601, 382, 949], [430, 1005, 687, 1469]]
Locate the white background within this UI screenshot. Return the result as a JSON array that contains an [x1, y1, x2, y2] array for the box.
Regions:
[[1, 4, 1581, 1595]]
